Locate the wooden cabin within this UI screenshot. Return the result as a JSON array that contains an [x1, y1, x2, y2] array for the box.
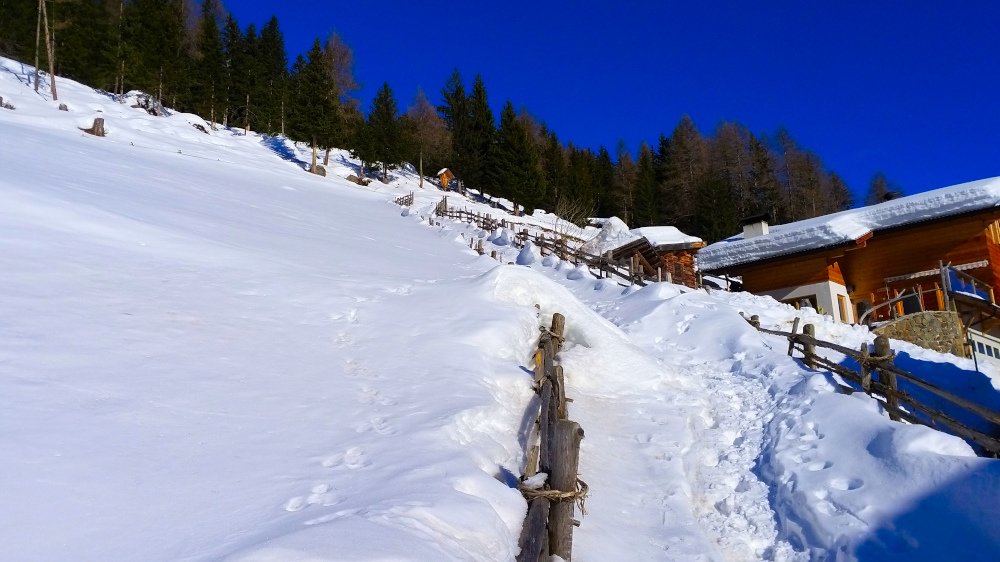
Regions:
[[607, 226, 705, 288], [437, 168, 455, 191], [698, 177, 1000, 325]]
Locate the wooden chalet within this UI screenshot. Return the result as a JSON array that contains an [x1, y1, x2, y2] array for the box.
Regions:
[[607, 226, 705, 288], [698, 177, 1000, 329]]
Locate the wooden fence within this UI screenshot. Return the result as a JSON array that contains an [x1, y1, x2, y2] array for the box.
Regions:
[[435, 197, 663, 287], [745, 314, 1000, 456], [393, 191, 414, 207], [517, 313, 587, 562]]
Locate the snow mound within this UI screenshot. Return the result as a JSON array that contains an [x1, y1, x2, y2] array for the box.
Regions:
[[580, 216, 638, 254]]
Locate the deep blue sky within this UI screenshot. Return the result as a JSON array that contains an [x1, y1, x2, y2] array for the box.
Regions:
[[226, 1, 999, 204]]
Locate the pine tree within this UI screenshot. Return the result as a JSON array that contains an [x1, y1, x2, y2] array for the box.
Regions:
[[438, 69, 469, 185], [121, 0, 190, 110], [614, 141, 637, 225], [866, 172, 896, 205], [825, 172, 853, 211], [661, 115, 707, 232], [257, 16, 287, 135], [462, 74, 496, 192], [286, 39, 337, 174], [192, 0, 225, 126], [220, 14, 241, 126], [593, 146, 616, 218], [366, 82, 403, 182], [539, 130, 567, 210], [495, 100, 545, 213], [634, 143, 659, 226], [747, 134, 784, 221], [0, 0, 38, 59]]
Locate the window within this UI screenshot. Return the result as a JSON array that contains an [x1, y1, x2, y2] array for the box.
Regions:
[[837, 295, 849, 323], [987, 346, 994, 358], [978, 342, 986, 354]]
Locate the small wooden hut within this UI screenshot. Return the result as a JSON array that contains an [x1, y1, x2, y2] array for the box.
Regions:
[[437, 168, 455, 191]]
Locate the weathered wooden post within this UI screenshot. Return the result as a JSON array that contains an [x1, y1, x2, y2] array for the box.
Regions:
[[749, 315, 760, 329], [491, 250, 497, 260], [802, 324, 817, 368], [516, 497, 550, 562], [787, 317, 800, 356], [549, 420, 584, 561], [874, 335, 900, 421], [550, 313, 566, 353], [476, 239, 484, 255], [553, 365, 567, 418], [859, 342, 872, 394]]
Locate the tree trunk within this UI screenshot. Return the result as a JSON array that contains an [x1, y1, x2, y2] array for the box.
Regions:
[[34, 0, 41, 92], [419, 149, 424, 189], [41, 0, 57, 100], [324, 147, 330, 166], [244, 92, 250, 135], [310, 139, 318, 174]]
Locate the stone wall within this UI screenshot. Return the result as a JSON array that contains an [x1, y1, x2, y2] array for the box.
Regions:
[[873, 311, 967, 357]]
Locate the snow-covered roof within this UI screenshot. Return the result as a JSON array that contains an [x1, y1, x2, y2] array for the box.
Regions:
[[631, 226, 703, 248], [699, 176, 1000, 271], [582, 218, 703, 255], [436, 168, 450, 176]]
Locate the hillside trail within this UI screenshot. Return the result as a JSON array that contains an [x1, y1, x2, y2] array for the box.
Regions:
[[529, 269, 803, 562]]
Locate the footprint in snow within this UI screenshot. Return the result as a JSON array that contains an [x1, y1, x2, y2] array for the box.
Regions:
[[829, 477, 863, 491], [284, 483, 340, 512], [322, 446, 369, 470]]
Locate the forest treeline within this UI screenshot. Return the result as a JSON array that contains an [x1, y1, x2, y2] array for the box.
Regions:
[[0, 0, 897, 242]]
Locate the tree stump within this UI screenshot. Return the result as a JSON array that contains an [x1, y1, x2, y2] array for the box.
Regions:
[[82, 117, 106, 137]]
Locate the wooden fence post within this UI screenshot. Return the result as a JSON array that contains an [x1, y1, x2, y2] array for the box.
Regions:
[[550, 313, 566, 353], [859, 342, 872, 394], [803, 324, 816, 368], [874, 335, 900, 421], [516, 498, 550, 562], [787, 317, 800, 356], [549, 420, 584, 561]]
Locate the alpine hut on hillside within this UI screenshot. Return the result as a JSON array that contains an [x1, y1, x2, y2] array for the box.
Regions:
[[437, 168, 455, 191]]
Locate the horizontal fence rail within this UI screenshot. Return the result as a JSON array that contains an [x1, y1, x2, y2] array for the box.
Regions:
[[435, 197, 671, 287], [744, 314, 1000, 456]]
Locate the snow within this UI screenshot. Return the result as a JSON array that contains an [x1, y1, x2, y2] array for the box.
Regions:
[[3, 57, 1000, 561], [632, 225, 703, 247], [580, 216, 638, 254], [699, 176, 1000, 271]]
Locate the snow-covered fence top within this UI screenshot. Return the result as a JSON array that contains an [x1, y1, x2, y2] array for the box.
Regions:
[[746, 315, 1000, 456]]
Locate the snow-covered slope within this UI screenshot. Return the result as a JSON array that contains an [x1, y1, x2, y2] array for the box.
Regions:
[[3, 58, 999, 561]]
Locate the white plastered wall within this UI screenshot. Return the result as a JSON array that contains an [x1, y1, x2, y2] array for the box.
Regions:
[[761, 280, 854, 323]]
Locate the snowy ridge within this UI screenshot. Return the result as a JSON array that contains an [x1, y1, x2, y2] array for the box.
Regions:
[[699, 176, 1000, 271], [3, 57, 1000, 561]]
